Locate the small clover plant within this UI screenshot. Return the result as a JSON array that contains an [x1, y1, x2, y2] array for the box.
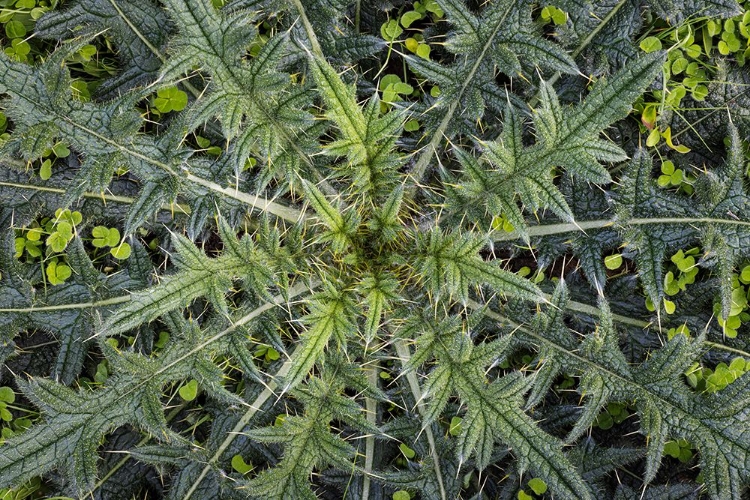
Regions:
[[540, 6, 567, 26], [656, 160, 696, 193], [686, 357, 750, 392], [664, 438, 694, 463], [90, 226, 131, 260], [594, 402, 631, 430], [518, 477, 548, 499], [152, 86, 188, 114]]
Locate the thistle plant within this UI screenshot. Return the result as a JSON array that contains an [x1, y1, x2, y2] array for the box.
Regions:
[[1, 0, 750, 499]]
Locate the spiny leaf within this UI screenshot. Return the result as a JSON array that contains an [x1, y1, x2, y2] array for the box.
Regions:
[[0, 376, 150, 492], [102, 230, 259, 335], [308, 55, 404, 200], [35, 0, 171, 96], [301, 180, 344, 233], [308, 56, 366, 149], [413, 229, 542, 303], [284, 288, 358, 391], [450, 52, 665, 236]]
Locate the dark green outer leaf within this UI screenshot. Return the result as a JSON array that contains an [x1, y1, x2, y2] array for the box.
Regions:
[[35, 0, 171, 96]]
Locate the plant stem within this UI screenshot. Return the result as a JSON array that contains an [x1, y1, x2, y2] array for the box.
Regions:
[[493, 217, 750, 242], [354, 0, 361, 33], [0, 181, 192, 215], [472, 298, 750, 360], [560, 296, 650, 328], [573, 0, 629, 59], [287, 0, 324, 57], [181, 279, 321, 500], [182, 360, 291, 500], [361, 359, 378, 500], [702, 341, 750, 358], [394, 340, 447, 500], [562, 300, 750, 358], [37, 109, 299, 223], [107, 0, 164, 63], [0, 295, 131, 313], [89, 403, 185, 493], [407, 2, 516, 190], [184, 173, 311, 223]]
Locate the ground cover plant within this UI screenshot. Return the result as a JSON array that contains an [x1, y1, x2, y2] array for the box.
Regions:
[[1, 0, 750, 498]]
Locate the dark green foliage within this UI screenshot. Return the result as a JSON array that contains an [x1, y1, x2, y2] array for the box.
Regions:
[[448, 51, 664, 236], [1, 0, 750, 499], [34, 0, 172, 97], [646, 0, 742, 23], [616, 127, 750, 318]]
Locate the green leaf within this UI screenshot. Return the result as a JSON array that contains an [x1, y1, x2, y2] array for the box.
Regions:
[[109, 242, 131, 260], [308, 55, 403, 200], [284, 289, 357, 391], [231, 454, 253, 474], [124, 181, 174, 236], [604, 254, 623, 270], [407, 0, 578, 184], [381, 19, 403, 41], [153, 86, 188, 113], [640, 400, 668, 484], [416, 44, 431, 59], [178, 379, 198, 401], [91, 226, 109, 247], [244, 377, 358, 498], [0, 377, 156, 493], [528, 478, 548, 495], [51, 142, 70, 158], [105, 228, 120, 247], [414, 228, 543, 303], [0, 387, 15, 404], [311, 55, 364, 146], [301, 180, 345, 234], [102, 232, 250, 335], [35, 0, 171, 96], [457, 376, 592, 498], [45, 261, 72, 285], [39, 160, 52, 181], [449, 416, 462, 436], [640, 36, 663, 53], [5, 21, 26, 39], [401, 11, 422, 28], [399, 443, 416, 459]]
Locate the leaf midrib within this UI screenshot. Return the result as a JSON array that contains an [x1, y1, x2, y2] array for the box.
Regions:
[[457, 370, 592, 500], [492, 217, 750, 242], [475, 303, 750, 465], [408, 0, 515, 187], [162, 0, 317, 169], [11, 88, 306, 222]]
